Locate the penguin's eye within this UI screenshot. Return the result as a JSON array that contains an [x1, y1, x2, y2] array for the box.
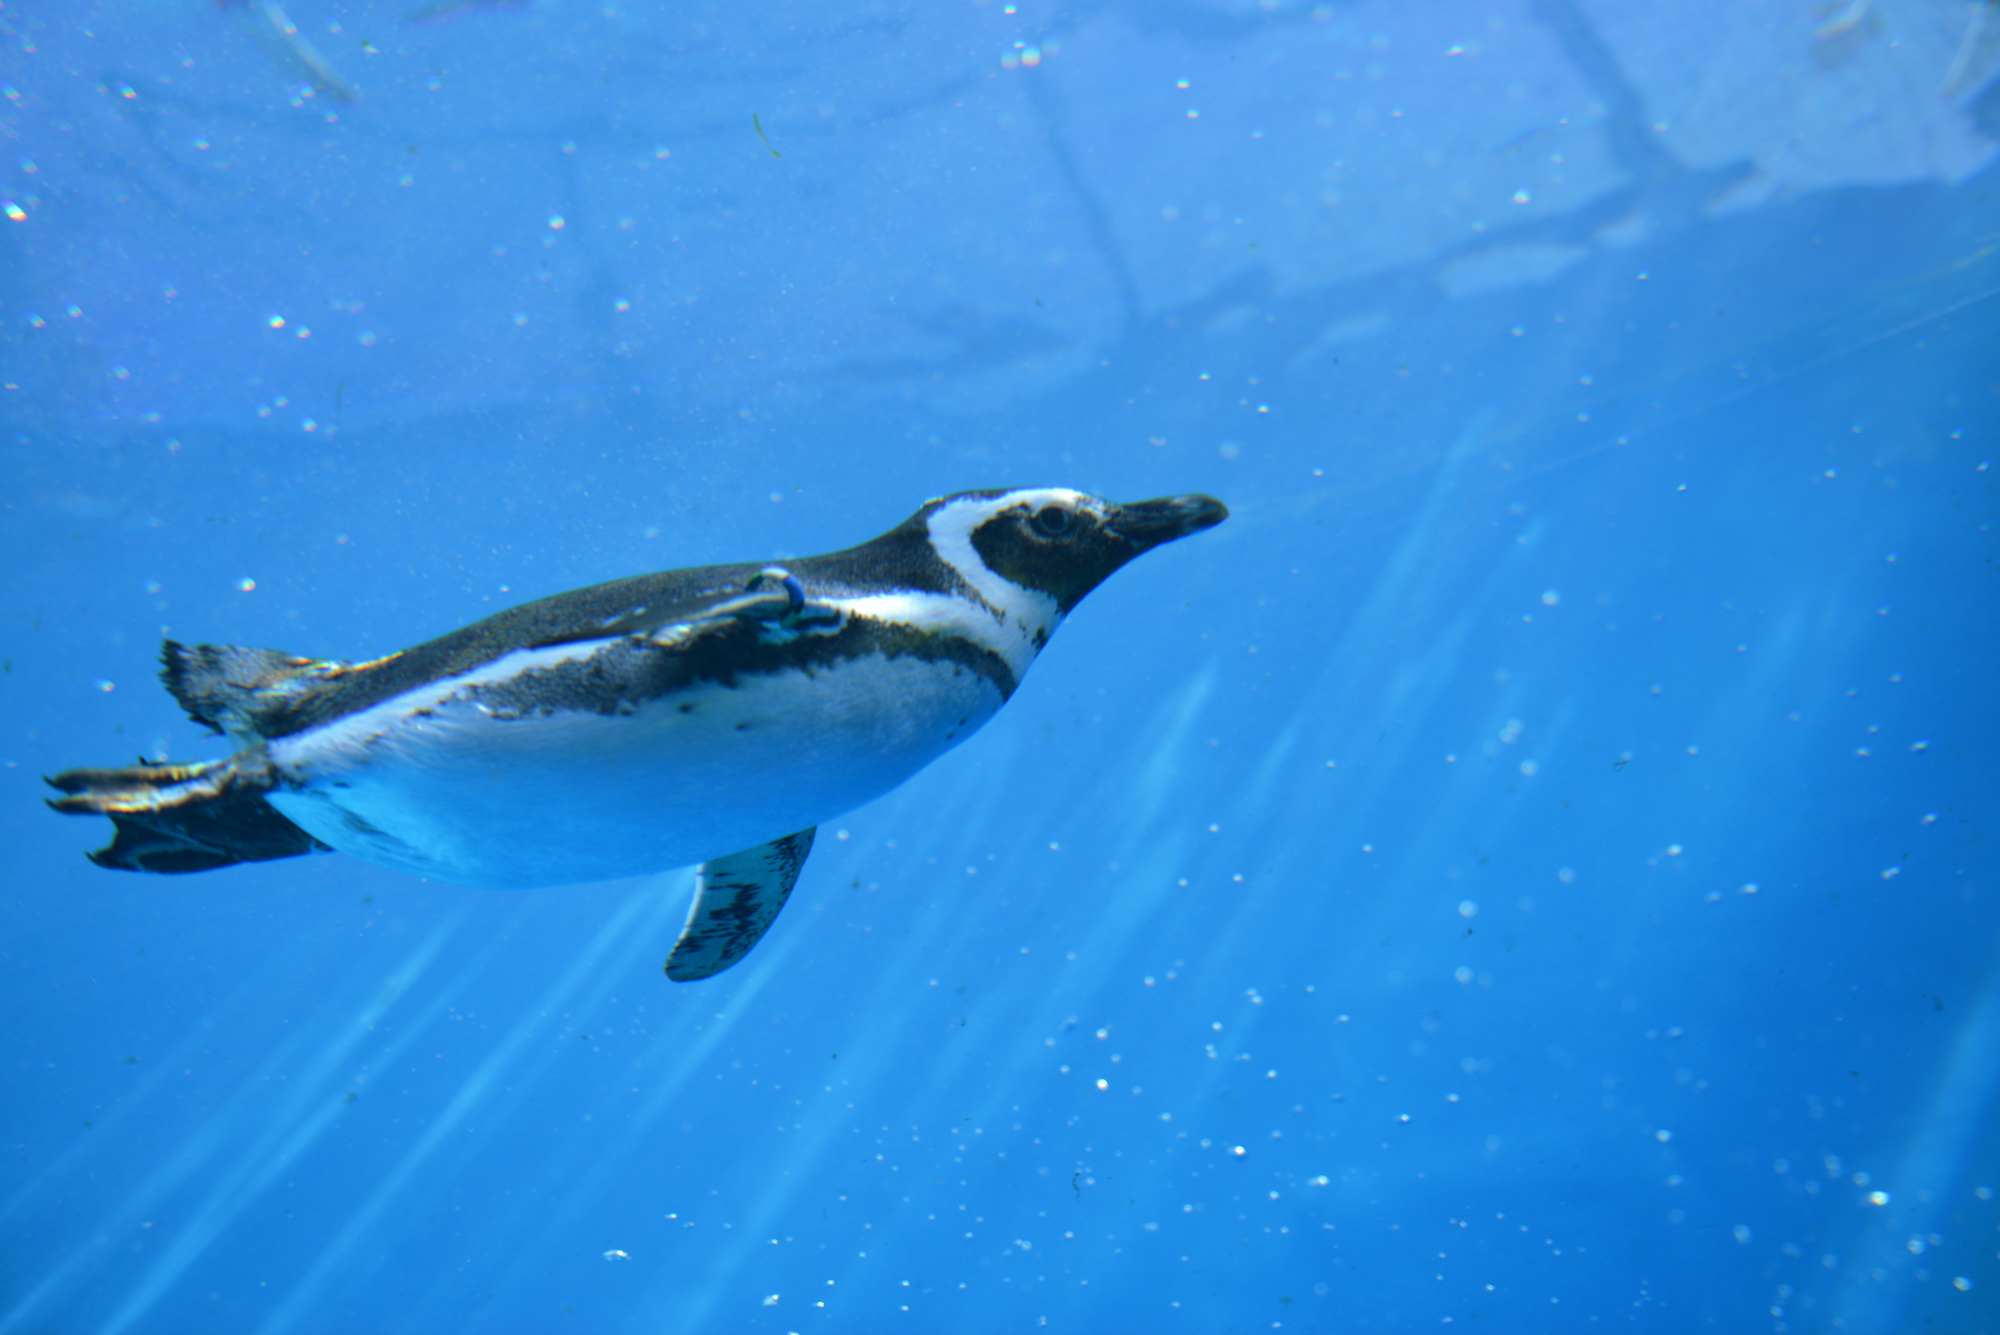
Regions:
[[1031, 505, 1073, 537]]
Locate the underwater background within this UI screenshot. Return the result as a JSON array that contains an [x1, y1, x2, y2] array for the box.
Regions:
[[3, 1, 1997, 1331]]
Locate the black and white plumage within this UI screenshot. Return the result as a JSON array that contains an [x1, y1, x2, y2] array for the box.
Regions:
[[47, 487, 1226, 980]]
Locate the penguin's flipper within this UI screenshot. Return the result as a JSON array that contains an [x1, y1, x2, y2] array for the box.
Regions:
[[46, 751, 326, 874], [664, 828, 817, 982]]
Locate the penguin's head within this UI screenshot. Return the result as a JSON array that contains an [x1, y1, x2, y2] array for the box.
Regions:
[[924, 487, 1228, 618]]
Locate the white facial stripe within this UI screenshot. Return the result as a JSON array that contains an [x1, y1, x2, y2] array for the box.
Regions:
[[832, 590, 1043, 675], [924, 488, 1089, 639]]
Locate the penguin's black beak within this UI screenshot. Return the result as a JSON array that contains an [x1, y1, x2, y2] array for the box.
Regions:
[[1106, 494, 1229, 552]]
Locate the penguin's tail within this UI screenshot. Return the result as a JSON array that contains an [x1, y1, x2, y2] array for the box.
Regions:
[[161, 640, 348, 741]]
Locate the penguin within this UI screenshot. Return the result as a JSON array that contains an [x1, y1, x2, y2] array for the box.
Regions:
[[47, 487, 1226, 980]]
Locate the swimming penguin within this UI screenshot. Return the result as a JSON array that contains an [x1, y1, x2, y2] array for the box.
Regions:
[[48, 488, 1226, 981]]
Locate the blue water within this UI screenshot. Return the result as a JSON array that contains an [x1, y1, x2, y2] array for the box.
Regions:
[[4, 2, 1997, 1331]]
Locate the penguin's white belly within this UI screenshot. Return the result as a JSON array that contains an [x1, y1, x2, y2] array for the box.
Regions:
[[265, 644, 1004, 889]]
